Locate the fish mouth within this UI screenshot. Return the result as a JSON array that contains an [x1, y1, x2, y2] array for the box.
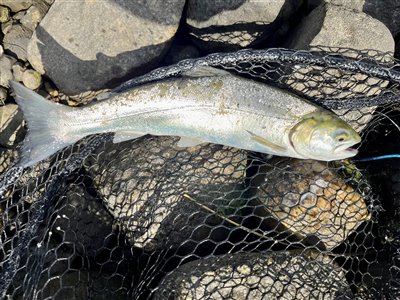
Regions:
[[334, 142, 359, 156]]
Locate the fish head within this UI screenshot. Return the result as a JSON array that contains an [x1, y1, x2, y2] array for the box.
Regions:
[[289, 111, 361, 161]]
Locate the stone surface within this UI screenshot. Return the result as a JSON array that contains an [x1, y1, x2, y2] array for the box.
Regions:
[[0, 44, 3, 57], [0, 0, 32, 12], [0, 103, 24, 147], [154, 251, 352, 299], [0, 5, 10, 22], [20, 5, 44, 31], [87, 136, 247, 251], [28, 0, 185, 95], [308, 0, 365, 11], [22, 68, 42, 89], [0, 86, 7, 102], [0, 54, 16, 87], [254, 158, 369, 250], [12, 61, 25, 81], [287, 3, 395, 132], [3, 24, 33, 61], [186, 0, 303, 52], [1, 18, 12, 34], [363, 0, 400, 37]]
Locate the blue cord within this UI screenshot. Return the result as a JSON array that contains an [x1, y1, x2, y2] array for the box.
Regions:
[[355, 154, 400, 162]]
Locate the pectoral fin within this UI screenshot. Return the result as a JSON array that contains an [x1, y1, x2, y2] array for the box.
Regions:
[[113, 131, 145, 143], [182, 66, 231, 78], [176, 136, 205, 148], [246, 130, 286, 152]]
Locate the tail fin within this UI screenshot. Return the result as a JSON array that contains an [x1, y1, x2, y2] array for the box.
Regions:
[[10, 81, 81, 168]]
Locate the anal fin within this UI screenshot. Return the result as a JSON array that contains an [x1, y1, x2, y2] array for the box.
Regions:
[[113, 131, 145, 143]]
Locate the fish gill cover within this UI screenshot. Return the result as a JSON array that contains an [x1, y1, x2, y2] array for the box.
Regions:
[[0, 47, 400, 299]]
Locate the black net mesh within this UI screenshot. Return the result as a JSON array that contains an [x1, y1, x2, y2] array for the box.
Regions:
[[1, 48, 400, 299]]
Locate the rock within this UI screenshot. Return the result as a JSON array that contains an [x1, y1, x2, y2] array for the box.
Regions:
[[0, 54, 16, 88], [0, 86, 7, 102], [254, 158, 370, 250], [3, 24, 33, 61], [1, 18, 12, 34], [87, 136, 246, 251], [0, 45, 3, 57], [12, 10, 26, 20], [287, 3, 395, 132], [0, 0, 32, 12], [0, 5, 10, 22], [20, 5, 44, 31], [22, 69, 42, 89], [363, 0, 400, 37], [28, 0, 186, 95], [308, 0, 365, 11], [12, 61, 26, 81], [186, 0, 303, 52], [0, 103, 24, 147], [154, 251, 352, 299]]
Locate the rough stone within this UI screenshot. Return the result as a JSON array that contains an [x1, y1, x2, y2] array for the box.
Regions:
[[363, 0, 400, 37], [0, 0, 32, 12], [87, 136, 247, 251], [1, 18, 12, 34], [0, 5, 10, 22], [20, 5, 44, 31], [12, 61, 26, 81], [28, 0, 186, 95], [0, 103, 24, 147], [22, 69, 42, 89], [0, 54, 16, 87], [12, 10, 26, 20], [0, 86, 7, 102], [154, 251, 352, 299], [254, 158, 370, 250], [308, 0, 365, 11], [287, 3, 395, 132], [3, 24, 33, 61], [186, 0, 303, 52], [0, 44, 3, 57]]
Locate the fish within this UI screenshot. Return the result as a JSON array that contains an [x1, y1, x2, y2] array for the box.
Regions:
[[10, 66, 361, 168]]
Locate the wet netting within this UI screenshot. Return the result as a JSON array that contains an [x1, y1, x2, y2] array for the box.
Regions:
[[1, 47, 400, 299]]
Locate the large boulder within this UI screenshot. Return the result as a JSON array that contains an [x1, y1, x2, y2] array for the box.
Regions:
[[27, 0, 185, 95], [287, 3, 395, 132], [186, 0, 303, 52]]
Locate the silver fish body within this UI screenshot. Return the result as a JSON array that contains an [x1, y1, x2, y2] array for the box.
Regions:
[[11, 67, 360, 167]]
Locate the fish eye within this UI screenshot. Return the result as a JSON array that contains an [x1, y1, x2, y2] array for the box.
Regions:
[[333, 129, 349, 142]]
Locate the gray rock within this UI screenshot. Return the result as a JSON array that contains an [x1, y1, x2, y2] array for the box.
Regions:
[[0, 5, 10, 22], [20, 5, 45, 31], [186, 0, 303, 52], [12, 61, 25, 81], [253, 158, 369, 250], [0, 0, 32, 12], [363, 0, 400, 37], [27, 0, 186, 95], [308, 0, 365, 11], [154, 251, 352, 299], [87, 136, 247, 251], [0, 44, 3, 57], [0, 54, 16, 87], [22, 69, 42, 89], [12, 10, 26, 20], [287, 3, 395, 132], [0, 86, 7, 102], [0, 18, 12, 34], [3, 24, 33, 61], [0, 103, 24, 147]]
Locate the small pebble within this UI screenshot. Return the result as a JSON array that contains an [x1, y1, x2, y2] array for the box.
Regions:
[[44, 81, 59, 98], [0, 86, 7, 103], [0, 54, 16, 88], [0, 5, 10, 22], [12, 10, 25, 20], [12, 62, 25, 82], [20, 5, 43, 31], [0, 0, 32, 13], [1, 18, 12, 34], [22, 69, 42, 90]]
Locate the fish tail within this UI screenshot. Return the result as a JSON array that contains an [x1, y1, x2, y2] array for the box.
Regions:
[[10, 81, 81, 168]]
